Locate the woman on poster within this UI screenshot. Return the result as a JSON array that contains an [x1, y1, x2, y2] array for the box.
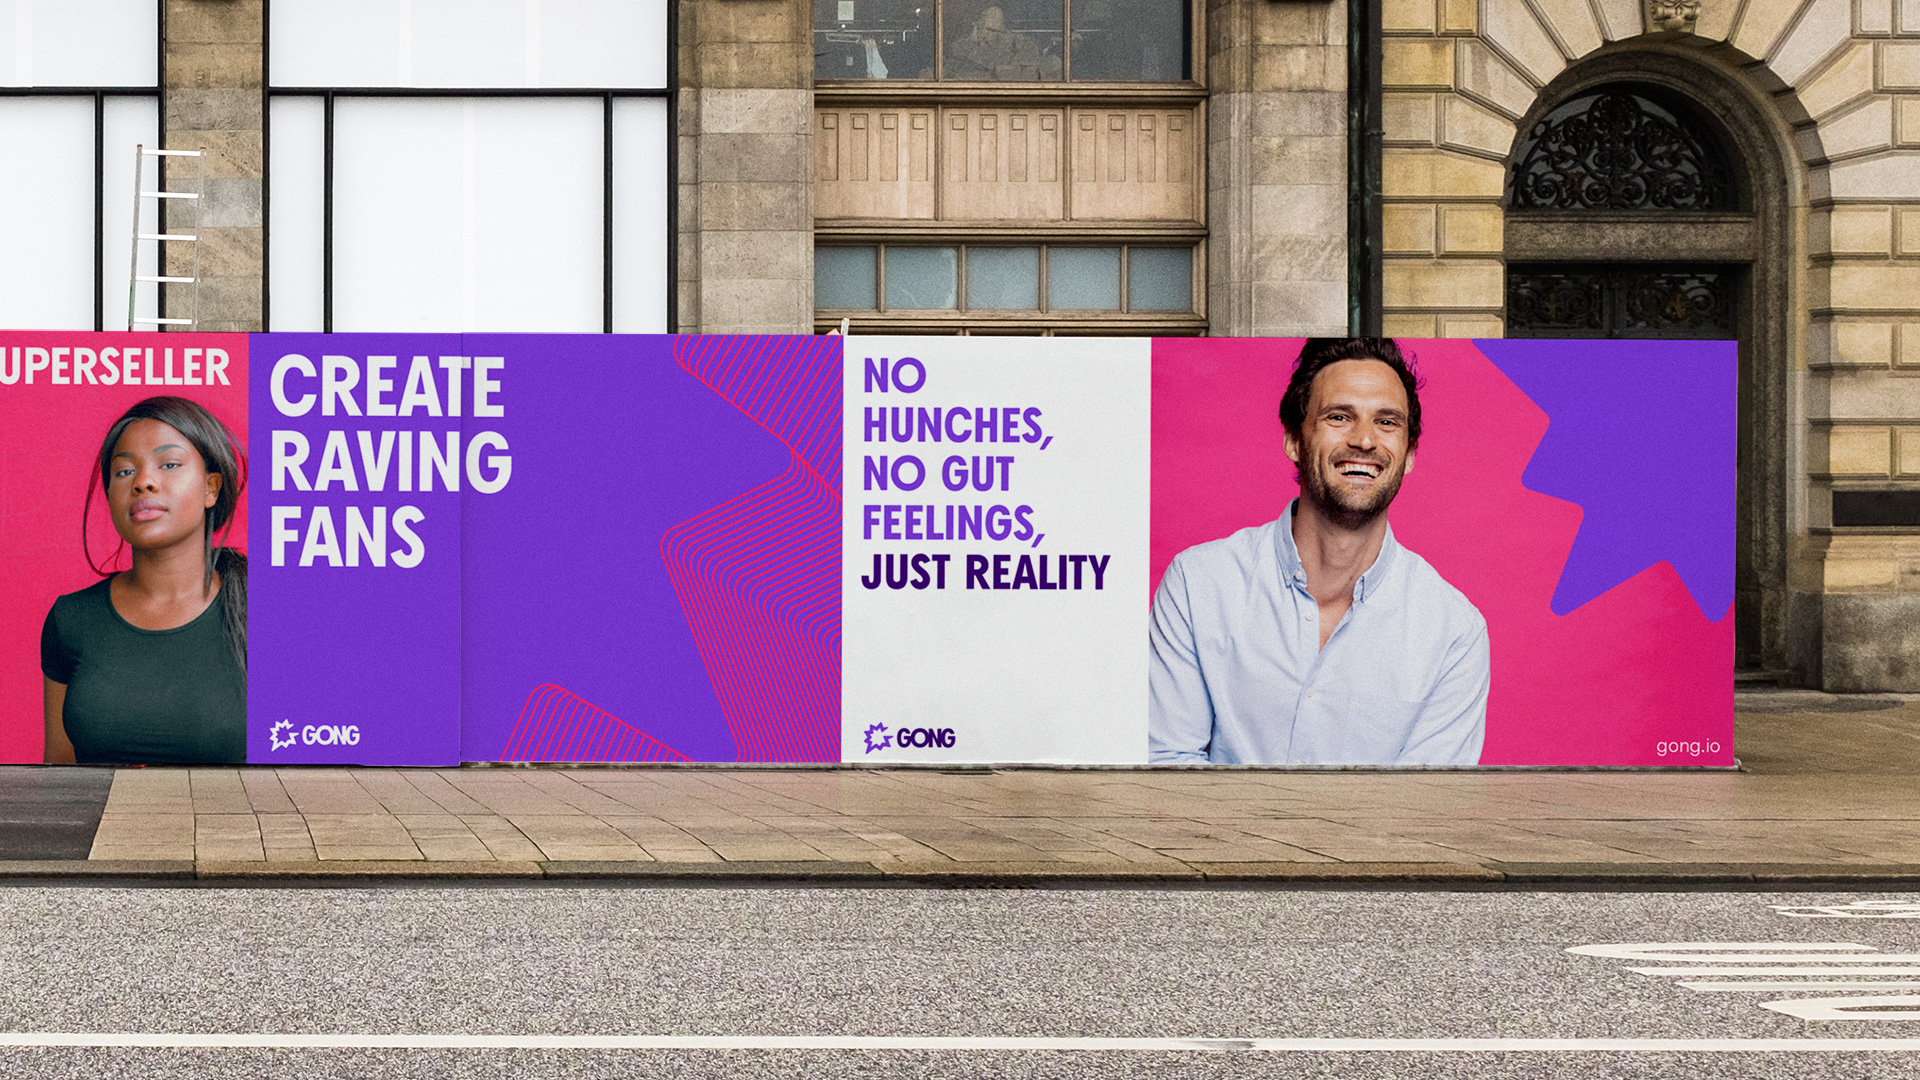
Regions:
[[40, 396, 248, 764]]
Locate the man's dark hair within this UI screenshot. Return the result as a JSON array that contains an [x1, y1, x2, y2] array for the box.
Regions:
[[1278, 337, 1422, 450]]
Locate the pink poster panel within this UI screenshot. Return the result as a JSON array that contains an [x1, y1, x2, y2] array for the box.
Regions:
[[1150, 338, 1733, 767], [0, 333, 250, 764]]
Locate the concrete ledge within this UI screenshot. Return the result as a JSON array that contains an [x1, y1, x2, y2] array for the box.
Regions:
[[194, 860, 546, 880], [878, 861, 1205, 883], [541, 860, 883, 881], [1747, 864, 1920, 883], [1487, 862, 1762, 883], [0, 860, 195, 879], [1486, 861, 1920, 884], [1191, 861, 1505, 882]]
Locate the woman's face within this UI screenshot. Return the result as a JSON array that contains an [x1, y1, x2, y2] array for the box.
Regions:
[[107, 418, 221, 552]]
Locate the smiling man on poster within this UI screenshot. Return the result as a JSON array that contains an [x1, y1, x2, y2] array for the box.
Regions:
[[1148, 338, 1490, 766]]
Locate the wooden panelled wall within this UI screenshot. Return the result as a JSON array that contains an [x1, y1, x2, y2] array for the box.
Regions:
[[816, 105, 1201, 223]]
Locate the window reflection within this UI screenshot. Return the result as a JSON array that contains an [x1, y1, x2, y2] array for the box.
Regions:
[[1127, 247, 1191, 310], [815, 246, 878, 308], [813, 0, 935, 80], [943, 0, 1063, 80], [1047, 247, 1121, 309], [817, 0, 1186, 80], [966, 247, 1040, 308], [1071, 0, 1187, 81], [885, 247, 959, 309]]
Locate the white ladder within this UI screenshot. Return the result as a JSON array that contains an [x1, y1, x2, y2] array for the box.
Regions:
[[128, 145, 204, 330]]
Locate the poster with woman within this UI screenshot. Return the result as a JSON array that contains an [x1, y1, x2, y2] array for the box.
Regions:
[[0, 332, 249, 764]]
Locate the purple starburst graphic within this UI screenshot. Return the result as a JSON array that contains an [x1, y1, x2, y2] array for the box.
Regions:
[[1473, 339, 1737, 621], [863, 723, 892, 754]]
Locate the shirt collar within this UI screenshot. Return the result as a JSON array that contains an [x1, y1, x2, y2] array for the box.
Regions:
[[1274, 499, 1400, 603]]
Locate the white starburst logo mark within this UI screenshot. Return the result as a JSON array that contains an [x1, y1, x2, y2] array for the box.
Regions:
[[269, 720, 297, 751]]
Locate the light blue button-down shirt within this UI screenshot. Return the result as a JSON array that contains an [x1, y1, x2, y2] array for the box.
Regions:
[[1148, 502, 1489, 766]]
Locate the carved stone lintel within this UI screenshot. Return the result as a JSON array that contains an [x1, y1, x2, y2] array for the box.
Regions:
[[1647, 0, 1699, 33]]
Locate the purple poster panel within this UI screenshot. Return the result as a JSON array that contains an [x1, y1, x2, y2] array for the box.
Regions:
[[460, 334, 842, 763], [248, 334, 465, 764]]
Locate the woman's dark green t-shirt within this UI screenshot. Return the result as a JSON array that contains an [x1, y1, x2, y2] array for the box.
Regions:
[[39, 578, 246, 764]]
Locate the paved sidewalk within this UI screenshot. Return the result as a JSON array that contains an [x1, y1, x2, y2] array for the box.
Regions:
[[36, 687, 1920, 884]]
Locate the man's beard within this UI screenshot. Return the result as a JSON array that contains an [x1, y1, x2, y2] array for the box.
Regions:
[[1298, 452, 1405, 530]]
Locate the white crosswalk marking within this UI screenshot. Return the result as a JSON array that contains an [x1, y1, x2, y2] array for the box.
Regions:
[[1772, 901, 1920, 919], [1573, 942, 1920, 1020]]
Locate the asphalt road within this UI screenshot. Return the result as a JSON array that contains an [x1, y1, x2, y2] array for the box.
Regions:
[[0, 885, 1917, 1077]]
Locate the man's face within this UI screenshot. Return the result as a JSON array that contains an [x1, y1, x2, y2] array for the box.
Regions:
[[1285, 358, 1415, 522]]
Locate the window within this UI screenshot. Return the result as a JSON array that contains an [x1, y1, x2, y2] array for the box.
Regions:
[[1509, 87, 1734, 212], [813, 0, 1203, 335], [813, 0, 1190, 82], [1505, 265, 1736, 339], [816, 242, 1195, 331], [0, 0, 159, 331], [267, 0, 670, 333]]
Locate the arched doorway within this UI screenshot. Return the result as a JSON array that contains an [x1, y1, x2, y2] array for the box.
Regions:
[[1502, 48, 1800, 675]]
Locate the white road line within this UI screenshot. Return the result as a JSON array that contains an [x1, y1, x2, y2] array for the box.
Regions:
[[0, 1035, 1914, 1052], [1633, 967, 1920, 976]]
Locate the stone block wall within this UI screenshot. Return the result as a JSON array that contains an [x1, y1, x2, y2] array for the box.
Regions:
[[677, 0, 815, 334], [162, 0, 263, 333], [1375, 0, 1920, 688], [1797, 27, 1920, 687], [1207, 0, 1351, 336]]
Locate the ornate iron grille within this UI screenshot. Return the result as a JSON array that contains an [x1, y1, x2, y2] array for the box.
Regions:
[[1510, 91, 1732, 210], [1506, 265, 1736, 338]]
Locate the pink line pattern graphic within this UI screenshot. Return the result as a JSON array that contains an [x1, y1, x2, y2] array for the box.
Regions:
[[501, 684, 692, 763], [661, 335, 842, 761]]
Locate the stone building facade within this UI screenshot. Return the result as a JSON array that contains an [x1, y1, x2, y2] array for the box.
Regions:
[[7, 0, 1920, 688], [1371, 0, 1920, 688]]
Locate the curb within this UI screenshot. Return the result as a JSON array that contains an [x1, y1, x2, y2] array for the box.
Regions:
[[195, 860, 546, 881], [877, 861, 1205, 884], [0, 860, 195, 879], [542, 860, 883, 881], [1189, 861, 1503, 882], [1487, 862, 1920, 885], [2, 859, 1919, 885]]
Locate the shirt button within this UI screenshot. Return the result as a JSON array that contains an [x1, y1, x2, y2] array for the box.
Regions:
[[1305, 689, 1316, 699]]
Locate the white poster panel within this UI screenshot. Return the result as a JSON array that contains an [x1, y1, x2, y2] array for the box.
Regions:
[[0, 0, 156, 87], [101, 95, 158, 331], [841, 337, 1151, 763], [612, 96, 669, 334], [330, 97, 604, 333], [265, 96, 325, 332], [270, 0, 668, 90], [0, 97, 93, 329]]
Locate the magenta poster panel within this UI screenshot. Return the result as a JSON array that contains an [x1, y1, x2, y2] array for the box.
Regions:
[[1151, 338, 1735, 767], [2, 332, 250, 765]]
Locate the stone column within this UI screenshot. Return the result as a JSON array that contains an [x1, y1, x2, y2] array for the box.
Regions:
[[161, 0, 263, 333], [677, 0, 814, 334], [1207, 0, 1351, 337]]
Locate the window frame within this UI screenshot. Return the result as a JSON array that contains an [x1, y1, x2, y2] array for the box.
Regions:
[[813, 238, 1205, 334], [262, 0, 677, 334], [0, 0, 162, 331]]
